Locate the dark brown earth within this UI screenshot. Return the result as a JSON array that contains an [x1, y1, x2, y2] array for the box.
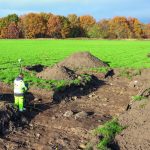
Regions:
[[0, 68, 140, 150]]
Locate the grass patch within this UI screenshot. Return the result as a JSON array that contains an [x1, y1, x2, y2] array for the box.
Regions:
[[94, 119, 124, 150], [132, 95, 145, 101], [0, 65, 92, 91]]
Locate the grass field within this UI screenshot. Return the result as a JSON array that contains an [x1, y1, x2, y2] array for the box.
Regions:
[[0, 39, 150, 87]]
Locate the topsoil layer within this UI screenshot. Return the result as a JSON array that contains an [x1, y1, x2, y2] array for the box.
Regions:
[[58, 52, 108, 69]]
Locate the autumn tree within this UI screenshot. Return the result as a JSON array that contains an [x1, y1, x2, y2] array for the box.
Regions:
[[59, 16, 71, 38], [143, 24, 150, 38], [87, 24, 101, 38], [0, 13, 149, 39], [79, 15, 96, 36], [109, 16, 131, 39], [97, 19, 110, 38], [40, 13, 53, 22], [47, 15, 62, 38], [22, 13, 47, 38], [128, 17, 143, 38], [67, 14, 81, 37], [0, 14, 19, 38], [7, 22, 19, 39], [0, 27, 8, 38]]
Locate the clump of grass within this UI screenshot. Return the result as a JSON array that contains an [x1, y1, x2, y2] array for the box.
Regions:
[[94, 119, 124, 150], [132, 95, 145, 101], [147, 53, 150, 58]]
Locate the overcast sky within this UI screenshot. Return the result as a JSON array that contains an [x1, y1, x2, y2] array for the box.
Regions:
[[0, 0, 149, 23]]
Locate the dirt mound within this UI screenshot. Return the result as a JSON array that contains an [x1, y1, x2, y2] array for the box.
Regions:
[[115, 98, 150, 150], [37, 65, 76, 80], [0, 102, 29, 137], [58, 52, 108, 69]]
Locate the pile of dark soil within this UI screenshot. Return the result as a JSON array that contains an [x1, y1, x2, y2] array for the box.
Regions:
[[37, 52, 108, 80], [58, 52, 108, 69], [0, 102, 16, 136], [115, 98, 150, 150], [0, 102, 28, 137], [37, 65, 76, 80]]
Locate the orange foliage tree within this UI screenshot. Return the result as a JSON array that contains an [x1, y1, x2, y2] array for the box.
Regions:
[[7, 22, 19, 39], [109, 16, 131, 39], [79, 15, 96, 36], [128, 17, 143, 38], [22, 13, 47, 38], [47, 15, 62, 38], [67, 14, 81, 37]]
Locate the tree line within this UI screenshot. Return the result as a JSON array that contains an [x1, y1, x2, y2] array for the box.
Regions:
[[0, 13, 150, 39]]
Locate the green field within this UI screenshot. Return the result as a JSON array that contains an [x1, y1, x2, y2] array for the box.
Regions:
[[0, 39, 150, 87]]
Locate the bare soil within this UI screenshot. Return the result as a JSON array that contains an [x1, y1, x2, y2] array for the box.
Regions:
[[0, 69, 139, 150], [0, 52, 149, 150], [58, 52, 108, 69], [114, 69, 150, 150], [115, 98, 150, 150], [37, 65, 76, 80]]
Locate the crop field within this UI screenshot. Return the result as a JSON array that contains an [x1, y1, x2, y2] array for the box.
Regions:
[[0, 39, 150, 85]]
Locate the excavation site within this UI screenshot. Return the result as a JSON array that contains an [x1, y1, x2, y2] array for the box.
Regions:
[[0, 52, 150, 150]]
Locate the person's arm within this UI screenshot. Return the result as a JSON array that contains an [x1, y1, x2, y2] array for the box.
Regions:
[[22, 81, 27, 92]]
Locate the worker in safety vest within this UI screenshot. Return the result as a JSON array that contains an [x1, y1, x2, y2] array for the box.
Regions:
[[14, 73, 27, 112]]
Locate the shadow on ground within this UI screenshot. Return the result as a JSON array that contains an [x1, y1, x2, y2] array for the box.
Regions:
[[0, 75, 105, 138], [53, 75, 106, 104]]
